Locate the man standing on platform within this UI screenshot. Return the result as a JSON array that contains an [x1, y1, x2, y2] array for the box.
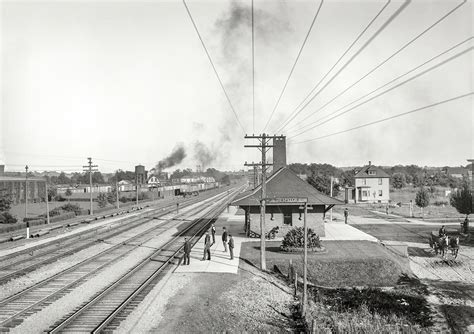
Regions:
[[344, 208, 349, 224], [222, 227, 228, 252], [183, 237, 191, 265], [202, 231, 211, 261], [211, 223, 216, 245], [228, 234, 234, 260]]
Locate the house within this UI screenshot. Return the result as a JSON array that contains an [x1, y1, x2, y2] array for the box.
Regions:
[[444, 167, 469, 179], [0, 175, 47, 204], [118, 180, 134, 192], [232, 167, 343, 237], [346, 161, 390, 203]]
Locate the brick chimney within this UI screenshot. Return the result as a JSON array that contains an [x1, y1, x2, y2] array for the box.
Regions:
[[273, 136, 287, 172], [368, 161, 371, 166]]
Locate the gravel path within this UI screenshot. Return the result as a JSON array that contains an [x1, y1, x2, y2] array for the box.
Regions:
[[117, 260, 297, 333]]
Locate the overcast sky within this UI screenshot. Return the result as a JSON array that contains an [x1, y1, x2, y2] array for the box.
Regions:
[[1, 0, 472, 173]]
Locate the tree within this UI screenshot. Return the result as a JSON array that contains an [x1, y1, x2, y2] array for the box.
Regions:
[[415, 187, 430, 219], [97, 193, 108, 208], [450, 181, 472, 233], [107, 188, 117, 205], [308, 175, 339, 197], [65, 188, 72, 202], [47, 186, 57, 201], [57, 172, 71, 185], [340, 170, 355, 187], [0, 194, 13, 212], [391, 172, 406, 189]]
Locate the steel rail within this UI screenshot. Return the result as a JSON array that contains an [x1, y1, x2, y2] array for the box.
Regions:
[[47, 187, 243, 333], [0, 190, 233, 330]]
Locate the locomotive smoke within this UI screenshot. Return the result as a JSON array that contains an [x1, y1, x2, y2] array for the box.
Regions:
[[193, 141, 217, 169], [156, 145, 187, 172]]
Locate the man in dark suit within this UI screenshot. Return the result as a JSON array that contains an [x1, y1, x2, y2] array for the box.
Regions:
[[228, 234, 234, 260], [222, 227, 228, 252], [202, 231, 211, 261], [211, 223, 216, 245], [183, 237, 191, 265]]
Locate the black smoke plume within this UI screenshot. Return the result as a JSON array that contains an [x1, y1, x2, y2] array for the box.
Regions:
[[194, 141, 217, 169], [156, 145, 186, 172]]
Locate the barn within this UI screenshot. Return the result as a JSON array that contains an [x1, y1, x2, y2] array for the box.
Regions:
[[232, 167, 343, 238]]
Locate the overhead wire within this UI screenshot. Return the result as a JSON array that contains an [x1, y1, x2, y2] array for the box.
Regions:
[[290, 92, 473, 144], [252, 0, 255, 133], [261, 0, 325, 132], [274, 0, 399, 133], [288, 38, 473, 138], [280, 0, 467, 133], [182, 0, 246, 134]]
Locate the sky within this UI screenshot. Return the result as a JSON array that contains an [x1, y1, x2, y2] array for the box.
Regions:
[[1, 0, 473, 173]]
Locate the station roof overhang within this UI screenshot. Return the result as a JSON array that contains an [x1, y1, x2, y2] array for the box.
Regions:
[[232, 167, 344, 208]]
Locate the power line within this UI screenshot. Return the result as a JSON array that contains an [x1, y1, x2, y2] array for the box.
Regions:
[[182, 0, 246, 133], [290, 92, 473, 144], [288, 38, 473, 138], [274, 0, 398, 133], [252, 0, 255, 133], [262, 0, 325, 132], [281, 0, 467, 133]]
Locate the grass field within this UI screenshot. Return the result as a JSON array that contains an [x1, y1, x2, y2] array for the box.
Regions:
[[240, 241, 410, 287]]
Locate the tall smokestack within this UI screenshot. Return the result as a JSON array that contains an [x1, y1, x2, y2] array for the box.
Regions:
[[273, 136, 286, 172]]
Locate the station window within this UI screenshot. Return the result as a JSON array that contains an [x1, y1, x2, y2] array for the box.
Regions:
[[283, 212, 292, 225], [378, 190, 383, 196], [378, 178, 383, 185]]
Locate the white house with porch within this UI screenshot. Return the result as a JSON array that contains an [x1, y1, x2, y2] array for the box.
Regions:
[[345, 162, 390, 203]]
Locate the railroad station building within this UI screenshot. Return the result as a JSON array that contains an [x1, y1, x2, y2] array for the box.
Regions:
[[232, 167, 343, 238]]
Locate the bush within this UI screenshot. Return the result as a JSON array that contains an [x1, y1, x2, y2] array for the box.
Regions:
[[97, 193, 108, 208], [120, 196, 131, 203], [55, 195, 67, 202], [60, 203, 82, 215], [0, 212, 18, 224], [433, 200, 448, 207], [281, 227, 321, 251], [49, 208, 62, 217]]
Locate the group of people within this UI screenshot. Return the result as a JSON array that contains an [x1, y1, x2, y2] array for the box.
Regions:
[[181, 224, 235, 265]]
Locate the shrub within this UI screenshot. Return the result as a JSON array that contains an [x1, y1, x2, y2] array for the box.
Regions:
[[49, 208, 62, 217], [281, 227, 321, 251], [0, 212, 18, 224], [60, 203, 82, 215], [97, 193, 108, 208], [55, 195, 67, 202], [120, 196, 130, 203], [433, 200, 448, 207]]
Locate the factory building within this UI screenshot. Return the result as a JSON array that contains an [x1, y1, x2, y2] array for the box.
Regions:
[[0, 165, 47, 204]]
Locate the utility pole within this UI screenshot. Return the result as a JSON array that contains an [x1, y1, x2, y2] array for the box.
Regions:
[[303, 201, 308, 315], [136, 175, 139, 206], [245, 134, 284, 270], [116, 181, 120, 209], [83, 158, 98, 215], [45, 182, 50, 224], [330, 176, 334, 222], [25, 165, 28, 222]]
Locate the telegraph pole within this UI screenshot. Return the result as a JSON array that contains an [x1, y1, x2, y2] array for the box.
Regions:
[[83, 158, 98, 215], [244, 133, 284, 270], [330, 176, 334, 222], [25, 165, 28, 222], [45, 182, 50, 224]]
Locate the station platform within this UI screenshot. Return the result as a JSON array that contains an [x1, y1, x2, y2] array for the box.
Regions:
[[175, 206, 380, 274]]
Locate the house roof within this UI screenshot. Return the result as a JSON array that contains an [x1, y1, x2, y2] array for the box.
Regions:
[[0, 176, 46, 182], [232, 167, 343, 207], [354, 165, 390, 179], [446, 167, 467, 175]]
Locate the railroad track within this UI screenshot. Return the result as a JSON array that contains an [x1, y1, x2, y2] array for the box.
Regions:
[[0, 187, 230, 285], [0, 188, 239, 331], [47, 186, 243, 333]]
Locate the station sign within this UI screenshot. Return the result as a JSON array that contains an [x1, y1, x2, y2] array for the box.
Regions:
[[265, 197, 308, 205]]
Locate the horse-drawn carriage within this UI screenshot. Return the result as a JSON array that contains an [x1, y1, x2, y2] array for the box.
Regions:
[[428, 231, 460, 259]]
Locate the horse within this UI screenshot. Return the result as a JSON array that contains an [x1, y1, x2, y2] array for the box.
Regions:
[[429, 232, 449, 258], [449, 236, 460, 259]]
